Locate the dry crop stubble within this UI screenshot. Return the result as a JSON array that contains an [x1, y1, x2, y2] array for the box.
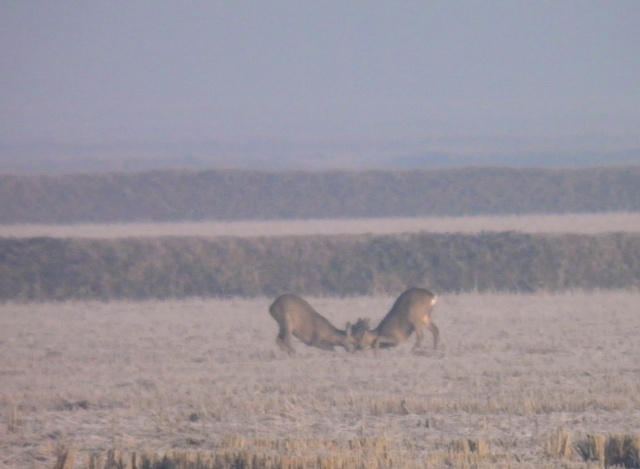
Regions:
[[1, 291, 639, 468]]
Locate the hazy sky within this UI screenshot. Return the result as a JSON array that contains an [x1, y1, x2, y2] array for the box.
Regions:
[[1, 1, 640, 171]]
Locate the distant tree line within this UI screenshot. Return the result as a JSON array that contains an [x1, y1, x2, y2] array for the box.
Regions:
[[1, 232, 639, 301], [1, 166, 640, 224]]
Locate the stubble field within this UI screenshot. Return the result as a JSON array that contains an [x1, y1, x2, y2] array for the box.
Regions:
[[1, 290, 639, 468]]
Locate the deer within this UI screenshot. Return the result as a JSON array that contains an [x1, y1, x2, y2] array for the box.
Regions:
[[269, 293, 356, 354], [352, 287, 439, 353]]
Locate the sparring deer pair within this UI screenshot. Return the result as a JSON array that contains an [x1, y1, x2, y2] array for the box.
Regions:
[[269, 287, 439, 355]]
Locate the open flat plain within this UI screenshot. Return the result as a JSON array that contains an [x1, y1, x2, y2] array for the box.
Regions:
[[2, 212, 640, 239], [1, 290, 639, 468]]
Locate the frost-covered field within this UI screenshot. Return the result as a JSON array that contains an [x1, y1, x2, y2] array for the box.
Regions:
[[1, 291, 639, 468], [2, 212, 640, 239]]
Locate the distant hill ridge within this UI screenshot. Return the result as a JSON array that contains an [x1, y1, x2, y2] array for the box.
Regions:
[[1, 166, 639, 224]]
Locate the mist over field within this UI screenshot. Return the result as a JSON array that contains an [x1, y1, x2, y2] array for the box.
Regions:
[[3, 141, 640, 175], [2, 3, 639, 173]]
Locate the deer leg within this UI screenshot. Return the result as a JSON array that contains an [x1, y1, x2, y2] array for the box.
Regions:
[[373, 335, 399, 350], [314, 341, 335, 351], [276, 320, 295, 355], [276, 334, 294, 354], [427, 322, 439, 351], [412, 326, 425, 352], [371, 337, 382, 356]]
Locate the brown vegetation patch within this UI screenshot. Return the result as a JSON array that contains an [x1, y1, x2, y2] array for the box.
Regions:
[[576, 434, 640, 468], [2, 232, 640, 301], [2, 167, 640, 224]]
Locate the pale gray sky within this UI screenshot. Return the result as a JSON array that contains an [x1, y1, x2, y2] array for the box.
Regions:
[[1, 1, 639, 171]]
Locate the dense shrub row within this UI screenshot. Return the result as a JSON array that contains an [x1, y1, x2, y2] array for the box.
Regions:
[[1, 232, 639, 301], [2, 166, 640, 224]]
